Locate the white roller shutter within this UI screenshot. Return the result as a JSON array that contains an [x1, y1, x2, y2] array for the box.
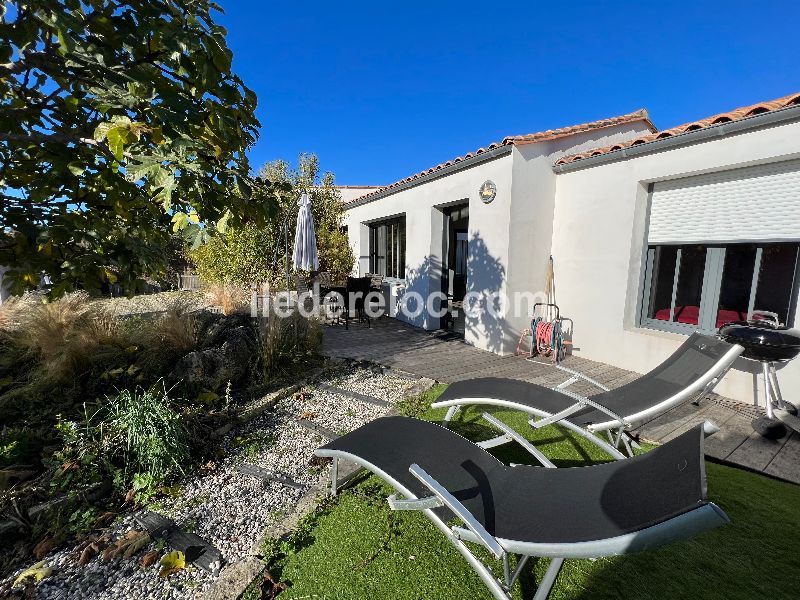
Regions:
[[647, 159, 800, 244]]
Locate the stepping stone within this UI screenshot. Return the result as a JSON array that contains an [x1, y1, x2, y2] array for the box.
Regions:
[[316, 383, 390, 407], [235, 463, 303, 489], [297, 419, 339, 440], [134, 511, 223, 575]]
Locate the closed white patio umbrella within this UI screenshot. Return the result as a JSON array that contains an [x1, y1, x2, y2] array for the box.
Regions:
[[292, 191, 319, 272]]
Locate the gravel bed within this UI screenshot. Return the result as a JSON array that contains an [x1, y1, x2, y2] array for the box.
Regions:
[[1, 364, 417, 600]]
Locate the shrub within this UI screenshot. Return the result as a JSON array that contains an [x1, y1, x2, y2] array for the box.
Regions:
[[259, 154, 355, 282], [0, 427, 43, 468], [6, 292, 122, 382], [147, 299, 198, 354], [101, 381, 190, 484], [191, 225, 276, 287], [257, 306, 322, 378], [204, 283, 251, 315], [53, 381, 190, 493], [191, 154, 356, 291]]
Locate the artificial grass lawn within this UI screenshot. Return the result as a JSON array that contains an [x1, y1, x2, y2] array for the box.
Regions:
[[258, 385, 800, 600]]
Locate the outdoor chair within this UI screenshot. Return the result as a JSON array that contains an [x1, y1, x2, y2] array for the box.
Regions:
[[432, 333, 744, 459], [313, 270, 332, 294], [365, 272, 384, 309], [345, 276, 372, 329], [366, 272, 384, 292], [316, 416, 729, 600]]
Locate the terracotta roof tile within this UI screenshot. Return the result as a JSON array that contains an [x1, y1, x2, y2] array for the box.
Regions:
[[555, 92, 800, 166], [346, 110, 654, 204]]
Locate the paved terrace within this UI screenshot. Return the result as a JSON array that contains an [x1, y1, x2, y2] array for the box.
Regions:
[[323, 317, 800, 484]]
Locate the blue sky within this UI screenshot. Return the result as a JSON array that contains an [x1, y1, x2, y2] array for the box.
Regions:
[[218, 1, 800, 186]]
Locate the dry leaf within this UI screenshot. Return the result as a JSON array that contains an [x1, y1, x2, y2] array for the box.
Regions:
[[101, 545, 116, 562], [122, 532, 150, 560], [299, 410, 317, 420], [78, 543, 99, 567], [123, 489, 136, 504], [61, 460, 79, 473], [32, 537, 57, 560], [101, 530, 150, 562], [140, 550, 160, 569], [258, 571, 288, 600], [13, 561, 52, 587], [158, 551, 185, 578], [93, 511, 116, 529]]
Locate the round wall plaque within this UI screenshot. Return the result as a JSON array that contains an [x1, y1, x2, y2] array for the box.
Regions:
[[479, 180, 497, 204]]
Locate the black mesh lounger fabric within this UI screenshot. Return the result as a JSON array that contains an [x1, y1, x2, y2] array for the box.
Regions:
[[437, 333, 736, 425], [320, 416, 710, 544]]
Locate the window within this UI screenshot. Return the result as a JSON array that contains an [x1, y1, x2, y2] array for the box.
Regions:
[[641, 243, 800, 333], [369, 216, 406, 278]]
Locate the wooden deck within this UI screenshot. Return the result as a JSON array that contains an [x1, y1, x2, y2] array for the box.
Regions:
[[324, 317, 800, 484]]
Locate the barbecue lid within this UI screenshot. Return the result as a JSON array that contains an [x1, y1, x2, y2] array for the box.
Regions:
[[718, 321, 800, 349]]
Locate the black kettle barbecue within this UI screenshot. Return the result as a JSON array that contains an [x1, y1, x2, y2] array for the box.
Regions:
[[718, 318, 800, 438]]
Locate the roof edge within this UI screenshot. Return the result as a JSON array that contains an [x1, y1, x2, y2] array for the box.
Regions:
[[552, 103, 800, 173], [345, 144, 513, 208], [505, 108, 657, 146]]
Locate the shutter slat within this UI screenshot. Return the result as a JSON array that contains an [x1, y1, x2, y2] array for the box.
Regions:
[[648, 159, 800, 244]]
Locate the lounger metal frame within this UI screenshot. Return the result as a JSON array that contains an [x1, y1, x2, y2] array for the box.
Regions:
[[317, 447, 729, 600], [432, 343, 744, 460]]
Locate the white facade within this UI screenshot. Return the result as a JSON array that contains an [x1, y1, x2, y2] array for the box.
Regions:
[[344, 119, 653, 352], [336, 186, 382, 203], [343, 101, 800, 404], [551, 117, 800, 403]]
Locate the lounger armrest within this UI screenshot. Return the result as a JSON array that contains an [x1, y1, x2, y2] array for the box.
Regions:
[[408, 464, 505, 560], [481, 413, 556, 468], [387, 494, 443, 511], [555, 365, 611, 392]]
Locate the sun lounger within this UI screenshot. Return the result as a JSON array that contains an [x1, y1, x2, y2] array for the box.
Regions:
[[431, 333, 744, 459], [315, 416, 728, 600]]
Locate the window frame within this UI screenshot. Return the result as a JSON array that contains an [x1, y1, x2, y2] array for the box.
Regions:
[[368, 215, 406, 279], [639, 243, 800, 334]]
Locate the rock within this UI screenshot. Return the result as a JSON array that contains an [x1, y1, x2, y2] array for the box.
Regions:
[[170, 325, 256, 391]]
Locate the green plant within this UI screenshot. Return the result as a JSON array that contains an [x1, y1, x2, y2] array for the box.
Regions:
[[102, 381, 189, 485], [190, 153, 356, 290], [50, 381, 190, 496], [1, 0, 276, 297], [191, 225, 277, 288], [0, 428, 42, 467], [65, 506, 100, 537]]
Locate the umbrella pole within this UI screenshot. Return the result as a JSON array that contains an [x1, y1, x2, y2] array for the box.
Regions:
[[284, 213, 290, 301]]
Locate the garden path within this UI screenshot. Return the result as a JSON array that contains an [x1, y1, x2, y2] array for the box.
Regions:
[[324, 317, 800, 484]]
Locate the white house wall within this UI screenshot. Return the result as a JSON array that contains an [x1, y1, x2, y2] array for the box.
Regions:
[[337, 187, 382, 203], [551, 119, 800, 403], [343, 153, 515, 351], [504, 120, 654, 354], [344, 119, 653, 354]]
